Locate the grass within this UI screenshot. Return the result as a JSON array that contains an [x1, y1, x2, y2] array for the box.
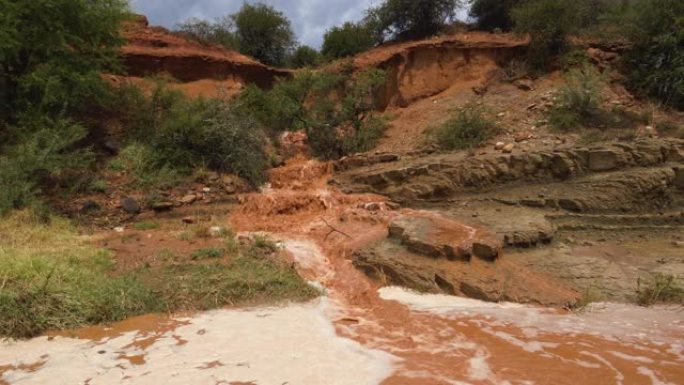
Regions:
[[0, 211, 318, 339], [191, 247, 225, 260], [637, 274, 684, 306], [133, 221, 161, 231]]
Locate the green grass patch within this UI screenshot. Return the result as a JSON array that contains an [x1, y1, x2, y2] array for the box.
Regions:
[[0, 211, 318, 339], [133, 221, 161, 231], [191, 247, 225, 260]]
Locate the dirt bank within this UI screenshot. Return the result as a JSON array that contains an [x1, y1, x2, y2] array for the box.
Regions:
[[118, 15, 290, 98]]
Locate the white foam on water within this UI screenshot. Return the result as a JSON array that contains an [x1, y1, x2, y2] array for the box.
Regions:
[[378, 287, 684, 346], [0, 299, 398, 385]]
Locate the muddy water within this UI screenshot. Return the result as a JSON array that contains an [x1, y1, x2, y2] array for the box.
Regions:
[[2, 158, 683, 385]]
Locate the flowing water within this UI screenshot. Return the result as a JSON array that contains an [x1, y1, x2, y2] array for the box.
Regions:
[[2, 158, 682, 385]]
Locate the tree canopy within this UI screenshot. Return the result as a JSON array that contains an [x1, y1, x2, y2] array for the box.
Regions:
[[322, 22, 376, 60], [367, 0, 463, 42], [0, 0, 128, 121], [231, 2, 295, 67]]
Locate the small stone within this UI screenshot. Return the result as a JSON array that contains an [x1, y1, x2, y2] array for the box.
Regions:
[[527, 103, 537, 110], [152, 201, 174, 212], [114, 227, 125, 233], [514, 78, 534, 91], [120, 197, 141, 214], [103, 139, 121, 155], [209, 226, 225, 237], [80, 200, 101, 213], [502, 143, 515, 153], [182, 216, 195, 224], [202, 187, 211, 193], [672, 241, 684, 249], [181, 194, 197, 204], [495, 142, 505, 150]]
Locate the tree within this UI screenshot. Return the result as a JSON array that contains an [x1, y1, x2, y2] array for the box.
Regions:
[[0, 0, 128, 121], [231, 2, 295, 67], [288, 45, 322, 68], [367, 0, 463, 42], [322, 22, 376, 59], [469, 0, 520, 31], [511, 0, 582, 69], [176, 16, 238, 49]]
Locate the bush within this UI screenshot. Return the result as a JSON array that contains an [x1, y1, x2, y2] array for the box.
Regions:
[[106, 82, 270, 187], [288, 45, 322, 68], [470, 0, 520, 32], [232, 2, 296, 67], [367, 0, 463, 42], [622, 0, 684, 110], [152, 98, 270, 186], [548, 65, 604, 131], [322, 22, 376, 60], [241, 68, 387, 160], [512, 0, 582, 69], [433, 104, 499, 150], [0, 119, 92, 215], [0, 0, 128, 121], [176, 16, 238, 49]]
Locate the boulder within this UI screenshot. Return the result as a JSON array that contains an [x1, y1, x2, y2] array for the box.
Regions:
[[120, 197, 141, 214], [588, 149, 620, 171], [674, 167, 684, 190], [180, 194, 197, 204], [472, 241, 499, 261]]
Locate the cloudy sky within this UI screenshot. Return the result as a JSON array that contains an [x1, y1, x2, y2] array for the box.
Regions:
[[130, 0, 375, 48], [130, 1, 470, 48]]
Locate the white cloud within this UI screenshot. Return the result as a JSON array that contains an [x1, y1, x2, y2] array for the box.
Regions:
[[129, 0, 373, 48]]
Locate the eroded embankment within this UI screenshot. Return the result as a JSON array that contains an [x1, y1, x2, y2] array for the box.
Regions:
[[117, 16, 290, 97], [345, 33, 527, 109]]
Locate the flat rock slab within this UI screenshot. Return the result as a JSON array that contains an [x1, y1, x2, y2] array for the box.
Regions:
[[389, 212, 501, 261]]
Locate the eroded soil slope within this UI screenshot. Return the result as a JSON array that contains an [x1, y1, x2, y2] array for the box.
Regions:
[[116, 15, 290, 98]]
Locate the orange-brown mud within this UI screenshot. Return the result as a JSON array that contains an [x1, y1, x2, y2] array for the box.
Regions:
[[230, 157, 684, 385], [1, 157, 681, 385]]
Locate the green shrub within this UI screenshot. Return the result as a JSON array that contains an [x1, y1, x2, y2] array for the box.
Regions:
[[548, 65, 604, 131], [622, 0, 684, 110], [433, 104, 499, 150], [0, 0, 128, 121], [322, 22, 376, 60], [288, 45, 322, 68], [0, 119, 92, 215], [152, 98, 269, 186], [240, 68, 387, 160], [512, 0, 582, 69]]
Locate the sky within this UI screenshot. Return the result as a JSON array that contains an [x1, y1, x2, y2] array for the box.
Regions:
[[130, 1, 470, 48], [130, 0, 375, 48]]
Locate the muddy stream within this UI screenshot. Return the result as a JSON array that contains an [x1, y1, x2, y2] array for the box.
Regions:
[[1, 158, 682, 385]]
